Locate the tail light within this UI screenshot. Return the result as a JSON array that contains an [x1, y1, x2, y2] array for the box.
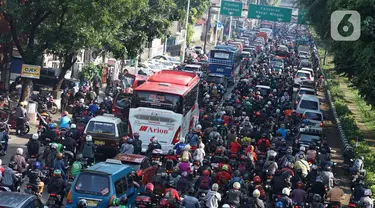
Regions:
[[320, 122, 324, 127], [50, 193, 56, 197], [112, 108, 115, 112], [26, 185, 30, 189], [109, 195, 115, 207], [296, 206, 299, 208], [66, 190, 72, 204], [172, 127, 181, 144], [307, 77, 311, 80]]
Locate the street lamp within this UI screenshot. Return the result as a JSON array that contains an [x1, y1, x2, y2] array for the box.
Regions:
[[181, 0, 191, 63]]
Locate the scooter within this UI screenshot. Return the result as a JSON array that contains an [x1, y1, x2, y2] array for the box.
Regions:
[[46, 193, 63, 208]]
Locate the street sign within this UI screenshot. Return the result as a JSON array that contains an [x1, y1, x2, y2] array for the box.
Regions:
[[217, 21, 223, 29], [21, 64, 41, 79], [297, 9, 310, 24], [220, 1, 243, 17], [247, 4, 292, 22]]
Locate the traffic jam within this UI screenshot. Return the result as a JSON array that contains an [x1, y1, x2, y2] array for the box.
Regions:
[[0, 21, 356, 208]]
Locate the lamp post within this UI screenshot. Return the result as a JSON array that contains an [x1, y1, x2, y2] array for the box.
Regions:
[[181, 0, 191, 63], [214, 0, 222, 46]]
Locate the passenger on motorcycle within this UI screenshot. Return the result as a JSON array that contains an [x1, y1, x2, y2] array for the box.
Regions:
[[53, 153, 66, 179], [43, 143, 59, 168], [41, 123, 58, 143], [204, 183, 222, 208], [226, 182, 243, 207], [47, 169, 68, 204], [352, 180, 366, 202], [82, 135, 95, 165], [10, 148, 27, 173], [27, 161, 45, 196], [279, 188, 293, 208], [27, 133, 40, 157], [291, 181, 307, 205], [295, 146, 306, 161], [164, 150, 179, 168], [359, 189, 373, 208], [120, 137, 134, 154], [59, 111, 71, 129], [146, 137, 162, 157], [321, 165, 334, 189]]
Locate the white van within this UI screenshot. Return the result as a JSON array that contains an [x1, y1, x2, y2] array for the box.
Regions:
[[295, 94, 320, 114], [301, 67, 314, 77], [294, 70, 313, 84]]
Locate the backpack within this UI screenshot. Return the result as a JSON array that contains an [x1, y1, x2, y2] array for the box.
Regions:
[[258, 139, 267, 152], [165, 189, 176, 204], [199, 176, 210, 190], [165, 158, 174, 171]]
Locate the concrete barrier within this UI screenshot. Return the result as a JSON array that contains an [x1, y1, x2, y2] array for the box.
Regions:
[[26, 101, 37, 125]]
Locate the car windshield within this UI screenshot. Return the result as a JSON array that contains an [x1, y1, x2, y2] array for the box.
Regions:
[[86, 121, 116, 135], [184, 66, 200, 71], [75, 173, 110, 196], [132, 91, 183, 113], [299, 90, 315, 96], [116, 93, 132, 108], [300, 133, 320, 143], [297, 72, 310, 78], [305, 112, 322, 121], [258, 88, 270, 96], [300, 100, 319, 110], [300, 62, 312, 68], [271, 61, 283, 67], [207, 76, 223, 84]]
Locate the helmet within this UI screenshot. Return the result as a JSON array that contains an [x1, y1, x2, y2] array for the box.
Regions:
[[313, 194, 322, 203], [33, 161, 41, 169], [212, 183, 219, 191], [181, 171, 188, 177], [79, 98, 84, 103], [168, 149, 174, 155], [32, 133, 39, 140], [221, 165, 229, 171], [86, 135, 92, 142], [205, 94, 210, 98], [184, 144, 191, 151], [71, 124, 76, 129], [53, 169, 62, 177], [296, 181, 304, 189], [276, 109, 280, 113], [203, 170, 210, 176], [300, 146, 306, 152], [145, 183, 154, 192], [152, 137, 158, 143], [49, 123, 55, 129], [316, 176, 323, 182], [51, 143, 58, 149], [365, 189, 372, 196], [188, 188, 195, 195], [282, 188, 290, 196], [56, 153, 63, 160], [325, 166, 332, 172], [76, 153, 83, 160], [133, 132, 139, 138], [196, 125, 202, 130], [19, 102, 25, 107], [16, 148, 23, 155], [267, 101, 271, 105], [77, 199, 87, 208], [253, 176, 261, 183], [179, 137, 185, 143], [298, 154, 305, 160], [233, 182, 241, 189], [62, 111, 69, 116], [276, 201, 284, 208], [222, 205, 230, 208], [253, 189, 260, 198]]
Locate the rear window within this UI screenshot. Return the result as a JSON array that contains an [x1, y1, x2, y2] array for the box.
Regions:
[[299, 100, 319, 110], [305, 112, 322, 121], [116, 94, 131, 108], [299, 90, 315, 96], [296, 72, 310, 78], [86, 121, 116, 135], [300, 62, 312, 68], [293, 83, 300, 88], [75, 173, 110, 196]]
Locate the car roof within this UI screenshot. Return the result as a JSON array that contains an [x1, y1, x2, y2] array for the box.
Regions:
[[299, 87, 315, 92], [303, 109, 323, 115], [0, 192, 34, 207], [185, 64, 201, 68], [86, 159, 132, 175], [88, 115, 122, 124], [300, 94, 319, 102], [301, 67, 313, 71], [256, 85, 271, 89], [296, 70, 311, 74]]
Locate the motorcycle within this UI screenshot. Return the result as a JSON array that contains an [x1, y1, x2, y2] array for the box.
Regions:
[[24, 183, 40, 196], [63, 148, 75, 166], [6, 110, 30, 134], [46, 193, 62, 208], [151, 149, 163, 164], [135, 195, 154, 208]]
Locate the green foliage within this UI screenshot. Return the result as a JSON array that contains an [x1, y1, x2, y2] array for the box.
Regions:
[[186, 24, 195, 46], [81, 63, 101, 82], [298, 0, 375, 108]]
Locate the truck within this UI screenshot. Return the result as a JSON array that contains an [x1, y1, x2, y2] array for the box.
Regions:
[[256, 32, 268, 44]]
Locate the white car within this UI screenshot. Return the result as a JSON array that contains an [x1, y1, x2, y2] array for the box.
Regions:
[[152, 55, 180, 65], [294, 94, 320, 114], [294, 70, 313, 84], [303, 110, 324, 128]]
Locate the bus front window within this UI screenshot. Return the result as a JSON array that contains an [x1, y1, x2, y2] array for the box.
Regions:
[[132, 91, 183, 113]]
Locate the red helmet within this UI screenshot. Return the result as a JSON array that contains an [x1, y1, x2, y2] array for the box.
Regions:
[[203, 115, 208, 119], [236, 99, 240, 104], [296, 181, 304, 189], [203, 170, 210, 176], [145, 183, 154, 192], [255, 112, 261, 117], [253, 176, 261, 183], [240, 155, 247, 161]]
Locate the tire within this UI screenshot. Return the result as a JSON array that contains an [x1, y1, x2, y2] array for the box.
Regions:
[[23, 125, 30, 134], [50, 104, 58, 114]]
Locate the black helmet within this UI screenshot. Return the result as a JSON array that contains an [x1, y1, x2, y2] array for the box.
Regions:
[[167, 181, 175, 188], [188, 188, 195, 195], [313, 194, 321, 203], [223, 156, 229, 163], [325, 166, 332, 172], [261, 133, 268, 139], [268, 155, 275, 161], [168, 149, 174, 155]]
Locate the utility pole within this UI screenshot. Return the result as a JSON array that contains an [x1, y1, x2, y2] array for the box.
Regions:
[[214, 0, 222, 46], [181, 0, 191, 63], [228, 16, 233, 40]]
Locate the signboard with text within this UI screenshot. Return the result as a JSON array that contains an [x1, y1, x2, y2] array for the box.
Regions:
[[21, 64, 41, 79], [220, 1, 243, 17], [247, 4, 292, 22], [297, 9, 310, 24]]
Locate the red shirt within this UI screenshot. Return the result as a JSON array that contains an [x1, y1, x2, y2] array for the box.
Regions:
[[217, 163, 232, 174], [229, 142, 241, 153], [165, 188, 181, 201], [257, 139, 270, 149], [0, 166, 4, 175], [215, 171, 231, 185]]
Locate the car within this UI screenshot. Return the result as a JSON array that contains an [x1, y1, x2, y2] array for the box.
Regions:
[[298, 51, 310, 59], [298, 60, 312, 69], [255, 85, 272, 97], [32, 68, 79, 91], [0, 192, 45, 208], [114, 153, 151, 171], [84, 114, 128, 158], [296, 87, 316, 99], [294, 127, 323, 150], [301, 67, 315, 78], [303, 110, 324, 128], [294, 94, 320, 114], [66, 159, 142, 208], [152, 55, 180, 65], [294, 70, 313, 84], [182, 64, 204, 77], [112, 92, 133, 119], [206, 73, 228, 88]]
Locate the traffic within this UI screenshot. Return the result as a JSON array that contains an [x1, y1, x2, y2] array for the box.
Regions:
[[0, 21, 369, 208]]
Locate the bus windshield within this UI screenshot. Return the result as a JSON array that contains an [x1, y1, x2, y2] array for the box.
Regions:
[[132, 91, 183, 113], [210, 50, 233, 60]]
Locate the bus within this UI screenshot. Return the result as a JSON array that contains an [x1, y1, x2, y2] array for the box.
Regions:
[[128, 70, 200, 154], [208, 45, 241, 84]]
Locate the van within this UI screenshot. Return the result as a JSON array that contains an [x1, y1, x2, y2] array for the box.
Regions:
[[66, 159, 142, 208], [295, 94, 320, 114], [301, 67, 314, 77], [294, 70, 313, 84], [303, 110, 324, 128], [0, 192, 44, 208]]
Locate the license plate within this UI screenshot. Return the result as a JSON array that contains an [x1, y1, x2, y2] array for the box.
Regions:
[[87, 200, 98, 207], [94, 140, 105, 145]]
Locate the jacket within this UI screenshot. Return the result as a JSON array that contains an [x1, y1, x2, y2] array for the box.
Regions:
[[182, 195, 200, 208], [10, 154, 27, 172], [291, 189, 307, 204], [204, 190, 221, 208], [15, 106, 27, 119], [82, 142, 95, 158], [59, 116, 71, 129], [227, 189, 242, 206], [2, 167, 17, 186], [27, 140, 40, 156], [120, 143, 134, 154], [193, 148, 205, 162], [53, 159, 66, 175], [132, 139, 142, 154], [174, 142, 186, 155], [178, 162, 191, 173]]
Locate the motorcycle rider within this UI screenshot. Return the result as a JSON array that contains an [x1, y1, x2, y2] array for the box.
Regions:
[[10, 148, 27, 173], [44, 143, 59, 168], [359, 189, 373, 208], [276, 123, 288, 141], [66, 124, 81, 142], [291, 181, 307, 205], [88, 101, 99, 115], [174, 137, 186, 156], [82, 135, 96, 165], [178, 156, 192, 174], [306, 144, 317, 163], [226, 182, 243, 207], [140, 183, 158, 205], [311, 194, 325, 208], [263, 155, 278, 177], [310, 176, 327, 201], [248, 189, 265, 208], [132, 132, 142, 154], [271, 170, 286, 196], [27, 133, 40, 157], [62, 134, 77, 153], [27, 161, 45, 196], [279, 188, 293, 208], [59, 111, 71, 129], [182, 188, 200, 208], [216, 165, 231, 187], [146, 137, 162, 158], [164, 181, 181, 207], [351, 156, 365, 176], [40, 123, 58, 143], [47, 170, 68, 204], [71, 154, 85, 178], [294, 153, 310, 177], [321, 165, 334, 189], [15, 101, 27, 135], [326, 180, 345, 207], [53, 153, 67, 179], [120, 137, 134, 154], [176, 171, 191, 195], [0, 125, 9, 155], [279, 148, 295, 169], [2, 161, 21, 191], [204, 183, 222, 208], [352, 180, 366, 202]]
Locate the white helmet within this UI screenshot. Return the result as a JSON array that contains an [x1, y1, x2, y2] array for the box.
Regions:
[[86, 135, 92, 142], [79, 98, 84, 103], [196, 125, 202, 130], [300, 146, 306, 152], [222, 205, 231, 208], [179, 137, 185, 143], [233, 182, 241, 189], [16, 148, 23, 155], [152, 137, 158, 143], [32, 133, 39, 140], [365, 189, 372, 196], [267, 101, 272, 105], [273, 89, 277, 93], [185, 144, 191, 150], [51, 143, 58, 149], [71, 124, 76, 129], [282, 188, 290, 196], [276, 109, 280, 114], [205, 94, 210, 98], [253, 189, 261, 197]]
